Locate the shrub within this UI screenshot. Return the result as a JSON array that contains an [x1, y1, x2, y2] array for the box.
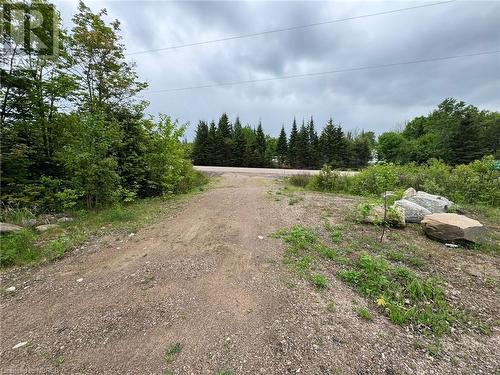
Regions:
[[288, 174, 313, 188], [304, 157, 499, 207], [0, 229, 38, 266], [309, 165, 350, 192]]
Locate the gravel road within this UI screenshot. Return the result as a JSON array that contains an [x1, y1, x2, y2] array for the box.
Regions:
[[193, 165, 358, 177], [1, 173, 497, 374]]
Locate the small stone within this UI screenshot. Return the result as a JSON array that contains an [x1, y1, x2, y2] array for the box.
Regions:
[[128, 233, 135, 237], [76, 278, 83, 283], [12, 341, 28, 349], [35, 224, 59, 232], [6, 286, 16, 292], [402, 187, 417, 199], [57, 217, 74, 223], [258, 235, 264, 240], [445, 243, 459, 248]]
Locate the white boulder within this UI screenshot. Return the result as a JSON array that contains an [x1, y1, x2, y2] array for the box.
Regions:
[[407, 191, 453, 213], [394, 199, 431, 223]]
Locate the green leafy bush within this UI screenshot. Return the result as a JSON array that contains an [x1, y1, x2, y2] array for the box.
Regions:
[[306, 157, 499, 207]]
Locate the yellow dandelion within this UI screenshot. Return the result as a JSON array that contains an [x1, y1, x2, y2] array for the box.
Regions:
[[376, 297, 386, 306]]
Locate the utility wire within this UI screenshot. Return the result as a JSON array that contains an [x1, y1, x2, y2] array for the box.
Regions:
[[127, 0, 455, 56], [142, 50, 500, 94]]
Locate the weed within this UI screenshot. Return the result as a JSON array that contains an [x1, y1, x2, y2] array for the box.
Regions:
[[327, 302, 336, 313], [311, 273, 328, 289], [426, 341, 442, 357], [215, 371, 233, 375], [356, 307, 374, 321], [338, 253, 463, 336], [165, 343, 182, 363], [53, 356, 64, 367], [288, 195, 303, 205]]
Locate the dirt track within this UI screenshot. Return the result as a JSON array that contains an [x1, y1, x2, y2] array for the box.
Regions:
[[1, 173, 498, 374]]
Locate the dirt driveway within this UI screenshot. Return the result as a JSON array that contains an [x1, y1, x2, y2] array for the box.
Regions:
[[1, 173, 498, 374]]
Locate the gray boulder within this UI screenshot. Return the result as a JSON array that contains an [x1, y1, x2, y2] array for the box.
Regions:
[[35, 224, 59, 232], [394, 199, 431, 223], [421, 213, 484, 243], [402, 187, 417, 199], [407, 191, 453, 213], [57, 217, 74, 223], [0, 223, 23, 234]]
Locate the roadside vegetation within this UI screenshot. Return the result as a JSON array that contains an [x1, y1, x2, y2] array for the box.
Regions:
[[288, 157, 500, 219], [0, 181, 209, 268], [273, 221, 489, 338], [1, 1, 209, 267]]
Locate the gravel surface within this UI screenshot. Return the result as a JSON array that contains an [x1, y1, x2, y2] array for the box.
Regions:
[[1, 174, 498, 374]]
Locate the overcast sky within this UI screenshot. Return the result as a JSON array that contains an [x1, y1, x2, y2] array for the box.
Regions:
[[54, 1, 500, 139]]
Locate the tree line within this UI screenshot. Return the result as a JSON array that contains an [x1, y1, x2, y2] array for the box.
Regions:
[[1, 1, 201, 211], [192, 115, 375, 169], [377, 98, 499, 165]]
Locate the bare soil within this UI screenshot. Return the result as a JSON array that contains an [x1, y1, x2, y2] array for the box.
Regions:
[[1, 173, 499, 374]]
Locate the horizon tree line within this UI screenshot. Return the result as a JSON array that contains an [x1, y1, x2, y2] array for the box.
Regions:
[[191, 114, 374, 169]]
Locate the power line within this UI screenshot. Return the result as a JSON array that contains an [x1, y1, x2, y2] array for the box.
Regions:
[[127, 0, 455, 56], [142, 50, 500, 94]]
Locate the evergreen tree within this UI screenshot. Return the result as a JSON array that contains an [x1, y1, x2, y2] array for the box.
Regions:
[[296, 120, 309, 168], [206, 121, 218, 165], [276, 126, 288, 166], [288, 118, 299, 167], [450, 112, 484, 164], [232, 117, 246, 167], [307, 116, 319, 168], [255, 122, 267, 167], [216, 113, 233, 166], [192, 120, 209, 165]]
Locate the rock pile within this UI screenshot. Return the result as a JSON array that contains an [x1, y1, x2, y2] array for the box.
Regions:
[[392, 188, 485, 244]]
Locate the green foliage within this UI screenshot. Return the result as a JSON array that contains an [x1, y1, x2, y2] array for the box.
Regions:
[[355, 307, 374, 321], [378, 98, 499, 165], [309, 165, 350, 192], [287, 174, 312, 188], [0, 230, 38, 267], [305, 157, 499, 207], [338, 253, 462, 336], [311, 273, 328, 289], [164, 343, 182, 363], [1, 1, 202, 214]]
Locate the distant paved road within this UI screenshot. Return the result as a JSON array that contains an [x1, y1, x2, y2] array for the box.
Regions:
[[194, 165, 358, 177]]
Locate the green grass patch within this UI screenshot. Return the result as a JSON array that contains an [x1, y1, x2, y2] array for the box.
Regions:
[[355, 307, 374, 321], [310, 273, 328, 289], [164, 342, 182, 363], [338, 253, 465, 336], [274, 224, 469, 337]]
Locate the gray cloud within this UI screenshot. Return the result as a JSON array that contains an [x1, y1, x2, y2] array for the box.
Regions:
[[54, 0, 500, 139]]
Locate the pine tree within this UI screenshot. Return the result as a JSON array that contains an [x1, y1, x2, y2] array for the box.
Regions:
[[232, 117, 246, 167], [192, 121, 209, 165], [296, 120, 309, 168], [276, 125, 288, 167], [216, 113, 233, 166], [255, 122, 267, 167], [319, 118, 336, 165], [450, 112, 484, 164], [307, 116, 319, 168], [206, 120, 218, 165], [288, 118, 299, 167]]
